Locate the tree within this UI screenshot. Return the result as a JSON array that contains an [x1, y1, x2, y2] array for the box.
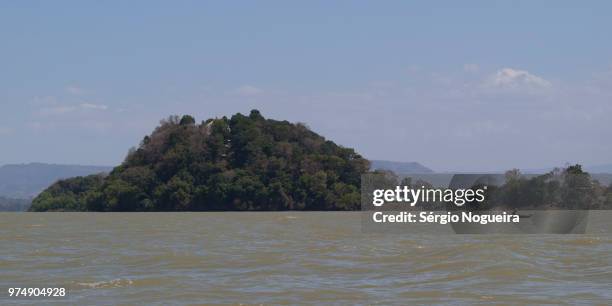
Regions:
[[179, 115, 196, 125]]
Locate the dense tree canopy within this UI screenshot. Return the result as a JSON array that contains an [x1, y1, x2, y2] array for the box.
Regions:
[[479, 165, 612, 210], [30, 110, 370, 211], [29, 174, 105, 211]]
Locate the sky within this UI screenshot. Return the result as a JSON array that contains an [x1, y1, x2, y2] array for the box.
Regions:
[[1, 1, 611, 172]]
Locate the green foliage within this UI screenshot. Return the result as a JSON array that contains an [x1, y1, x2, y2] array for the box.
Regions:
[[179, 115, 196, 126], [29, 174, 105, 211], [31, 110, 370, 211], [481, 165, 612, 209]]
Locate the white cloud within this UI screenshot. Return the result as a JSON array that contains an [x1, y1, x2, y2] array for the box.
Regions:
[[451, 120, 516, 139], [27, 122, 43, 130], [487, 68, 551, 89], [0, 127, 13, 136], [463, 63, 480, 73], [234, 85, 264, 96], [38, 105, 77, 116], [80, 103, 108, 110], [37, 103, 108, 116], [30, 95, 58, 106], [66, 85, 87, 95]]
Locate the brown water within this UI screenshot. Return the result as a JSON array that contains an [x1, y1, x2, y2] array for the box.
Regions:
[[1, 212, 612, 305]]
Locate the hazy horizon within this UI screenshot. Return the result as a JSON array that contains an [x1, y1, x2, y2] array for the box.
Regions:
[[2, 1, 611, 172]]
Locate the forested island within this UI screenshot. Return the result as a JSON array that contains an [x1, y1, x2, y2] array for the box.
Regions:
[[30, 110, 370, 211]]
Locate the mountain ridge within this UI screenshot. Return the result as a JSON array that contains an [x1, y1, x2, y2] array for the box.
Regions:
[[370, 160, 434, 174], [0, 163, 112, 199]]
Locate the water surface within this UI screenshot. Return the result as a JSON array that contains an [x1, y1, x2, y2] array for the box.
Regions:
[[1, 212, 611, 304]]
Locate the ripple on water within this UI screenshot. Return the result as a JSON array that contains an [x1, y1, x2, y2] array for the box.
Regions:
[[2, 212, 612, 305], [75, 278, 134, 289]]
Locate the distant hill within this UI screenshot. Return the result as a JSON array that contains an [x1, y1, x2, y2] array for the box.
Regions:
[[585, 164, 612, 174], [370, 160, 434, 174], [0, 196, 31, 211], [520, 164, 612, 175], [0, 163, 112, 199], [591, 174, 612, 186]]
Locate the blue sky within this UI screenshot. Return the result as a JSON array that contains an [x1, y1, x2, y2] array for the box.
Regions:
[[1, 1, 611, 171]]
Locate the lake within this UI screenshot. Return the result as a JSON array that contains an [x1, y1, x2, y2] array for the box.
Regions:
[[1, 212, 612, 304]]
